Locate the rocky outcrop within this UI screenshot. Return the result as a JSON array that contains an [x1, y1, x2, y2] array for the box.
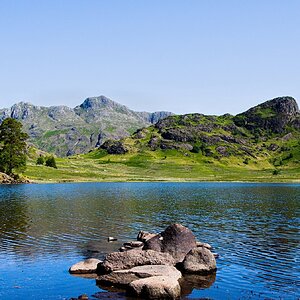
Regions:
[[143, 224, 197, 263], [0, 172, 15, 184], [233, 96, 299, 133], [100, 140, 128, 154], [70, 224, 217, 299], [0, 172, 30, 184], [69, 258, 102, 274]]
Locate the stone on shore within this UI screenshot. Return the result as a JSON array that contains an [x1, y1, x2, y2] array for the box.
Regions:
[[69, 258, 103, 274], [196, 241, 213, 250], [97, 249, 176, 274], [128, 275, 181, 299], [97, 265, 181, 287], [137, 231, 157, 242], [181, 247, 216, 274], [143, 224, 197, 263]]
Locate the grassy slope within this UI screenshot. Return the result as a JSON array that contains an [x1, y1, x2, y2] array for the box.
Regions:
[[24, 146, 300, 183], [24, 102, 300, 183]]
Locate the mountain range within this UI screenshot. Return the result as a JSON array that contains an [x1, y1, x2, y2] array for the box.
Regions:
[[0, 96, 172, 156]]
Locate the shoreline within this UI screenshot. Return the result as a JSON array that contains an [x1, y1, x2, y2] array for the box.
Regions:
[[3, 178, 299, 185]]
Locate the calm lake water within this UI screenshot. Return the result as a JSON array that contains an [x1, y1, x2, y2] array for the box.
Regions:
[[0, 182, 299, 300]]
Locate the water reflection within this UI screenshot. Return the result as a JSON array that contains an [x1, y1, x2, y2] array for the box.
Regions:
[[0, 182, 299, 299]]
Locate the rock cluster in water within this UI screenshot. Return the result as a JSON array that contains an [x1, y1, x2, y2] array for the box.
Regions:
[[69, 224, 217, 299]]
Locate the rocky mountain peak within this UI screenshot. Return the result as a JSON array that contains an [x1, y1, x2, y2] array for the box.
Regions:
[[248, 96, 298, 117], [79, 96, 116, 110], [233, 96, 299, 133]]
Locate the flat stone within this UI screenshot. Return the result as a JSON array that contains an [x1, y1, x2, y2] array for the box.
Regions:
[[97, 265, 181, 288], [196, 241, 213, 250], [69, 258, 102, 274], [130, 241, 144, 247], [97, 249, 176, 274], [137, 231, 157, 242], [128, 275, 181, 299]]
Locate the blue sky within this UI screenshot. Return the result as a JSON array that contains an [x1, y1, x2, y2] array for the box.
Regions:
[[0, 0, 299, 114]]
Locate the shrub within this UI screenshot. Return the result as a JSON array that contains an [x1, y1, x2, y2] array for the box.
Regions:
[[45, 156, 57, 169], [36, 156, 45, 165]]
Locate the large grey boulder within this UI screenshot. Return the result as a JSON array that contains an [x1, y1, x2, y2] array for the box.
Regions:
[[69, 258, 102, 274], [97, 249, 175, 274], [143, 224, 197, 263], [181, 247, 216, 274], [97, 265, 181, 287], [128, 275, 181, 299]]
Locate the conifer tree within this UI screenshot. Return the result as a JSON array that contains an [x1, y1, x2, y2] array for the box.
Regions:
[[0, 118, 28, 175]]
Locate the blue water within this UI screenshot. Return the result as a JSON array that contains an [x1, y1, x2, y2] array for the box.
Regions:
[[0, 182, 299, 299]]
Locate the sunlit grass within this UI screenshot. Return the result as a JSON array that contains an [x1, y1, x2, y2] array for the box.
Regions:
[[24, 148, 300, 183]]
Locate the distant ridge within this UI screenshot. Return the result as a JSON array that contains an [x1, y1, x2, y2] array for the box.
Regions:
[[0, 95, 173, 156]]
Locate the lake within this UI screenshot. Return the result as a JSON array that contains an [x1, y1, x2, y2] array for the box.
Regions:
[[0, 182, 299, 299]]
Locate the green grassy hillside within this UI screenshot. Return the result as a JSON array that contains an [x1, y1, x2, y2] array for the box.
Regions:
[[23, 96, 300, 183]]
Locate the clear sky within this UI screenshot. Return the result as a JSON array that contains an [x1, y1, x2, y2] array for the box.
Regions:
[[0, 0, 300, 115]]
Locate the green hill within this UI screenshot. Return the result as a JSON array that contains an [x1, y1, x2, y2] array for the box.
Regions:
[[24, 96, 300, 183]]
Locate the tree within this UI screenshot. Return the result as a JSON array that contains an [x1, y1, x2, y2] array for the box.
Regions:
[[36, 156, 45, 165], [0, 118, 28, 175], [45, 156, 57, 169]]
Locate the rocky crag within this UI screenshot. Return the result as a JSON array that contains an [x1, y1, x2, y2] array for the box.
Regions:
[[100, 96, 300, 168], [0, 96, 172, 157]]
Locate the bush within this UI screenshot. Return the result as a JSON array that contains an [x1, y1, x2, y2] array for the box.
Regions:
[[45, 156, 57, 169], [36, 156, 45, 165], [272, 169, 280, 175]]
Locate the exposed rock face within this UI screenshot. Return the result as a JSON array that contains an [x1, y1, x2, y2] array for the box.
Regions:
[[97, 265, 181, 287], [69, 258, 102, 274], [0, 172, 15, 184], [128, 275, 181, 299], [143, 224, 197, 263], [100, 140, 128, 154], [233, 96, 299, 133], [180, 247, 217, 274], [97, 250, 176, 274], [0, 96, 172, 156], [0, 172, 30, 184]]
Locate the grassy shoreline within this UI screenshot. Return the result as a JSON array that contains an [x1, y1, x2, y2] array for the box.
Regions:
[[24, 149, 300, 184]]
